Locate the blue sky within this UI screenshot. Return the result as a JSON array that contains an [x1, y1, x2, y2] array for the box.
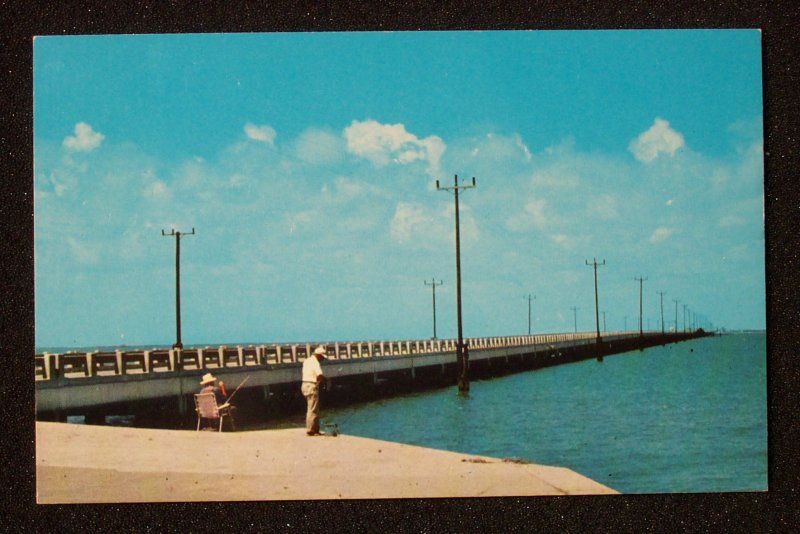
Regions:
[[33, 30, 764, 349]]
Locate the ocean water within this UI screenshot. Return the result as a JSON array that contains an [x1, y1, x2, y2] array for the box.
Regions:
[[282, 333, 767, 494]]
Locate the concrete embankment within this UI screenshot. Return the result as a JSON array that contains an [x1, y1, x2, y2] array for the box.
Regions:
[[36, 422, 617, 502]]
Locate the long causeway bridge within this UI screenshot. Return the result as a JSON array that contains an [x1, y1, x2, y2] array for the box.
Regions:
[[35, 330, 709, 421]]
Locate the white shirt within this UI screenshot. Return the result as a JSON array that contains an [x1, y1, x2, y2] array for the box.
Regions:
[[302, 355, 324, 383]]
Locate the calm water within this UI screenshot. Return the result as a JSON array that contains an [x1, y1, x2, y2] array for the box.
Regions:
[[259, 333, 767, 494]]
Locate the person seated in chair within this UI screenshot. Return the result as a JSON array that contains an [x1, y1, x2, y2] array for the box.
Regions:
[[199, 372, 236, 429]]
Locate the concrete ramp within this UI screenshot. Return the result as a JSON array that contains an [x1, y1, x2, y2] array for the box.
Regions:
[[36, 422, 617, 502]]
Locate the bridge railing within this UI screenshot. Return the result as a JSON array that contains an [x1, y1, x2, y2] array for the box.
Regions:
[[35, 330, 673, 381]]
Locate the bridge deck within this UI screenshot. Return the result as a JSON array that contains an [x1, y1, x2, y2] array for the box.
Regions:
[[35, 331, 698, 414]]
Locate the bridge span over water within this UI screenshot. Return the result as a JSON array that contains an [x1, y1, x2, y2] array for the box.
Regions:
[[35, 330, 708, 419]]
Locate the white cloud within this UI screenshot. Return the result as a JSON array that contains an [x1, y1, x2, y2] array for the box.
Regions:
[[142, 180, 170, 199], [66, 236, 100, 264], [63, 122, 105, 152], [294, 128, 344, 165], [649, 227, 674, 243], [244, 123, 276, 144], [506, 198, 547, 231], [343, 119, 445, 174], [390, 202, 433, 243], [629, 118, 685, 163], [718, 215, 746, 228], [389, 202, 477, 245], [586, 194, 618, 220], [549, 233, 570, 247], [531, 168, 580, 189]]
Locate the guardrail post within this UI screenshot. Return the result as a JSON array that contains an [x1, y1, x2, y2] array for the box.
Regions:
[[335, 342, 340, 359], [169, 349, 176, 371], [274, 345, 282, 364], [291, 345, 298, 363], [237, 346, 244, 367], [368, 342, 374, 357], [115, 350, 123, 375], [305, 343, 312, 360]]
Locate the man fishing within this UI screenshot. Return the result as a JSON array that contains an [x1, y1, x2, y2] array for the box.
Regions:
[[199, 372, 238, 429], [301, 346, 327, 436]]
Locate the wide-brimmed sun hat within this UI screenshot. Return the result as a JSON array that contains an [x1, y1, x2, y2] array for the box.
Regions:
[[313, 346, 327, 358], [200, 372, 217, 385]]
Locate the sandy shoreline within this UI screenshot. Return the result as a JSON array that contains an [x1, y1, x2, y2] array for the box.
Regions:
[[36, 422, 617, 502]]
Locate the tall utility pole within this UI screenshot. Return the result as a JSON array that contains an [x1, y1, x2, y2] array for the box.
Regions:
[[635, 276, 647, 336], [161, 227, 195, 349], [436, 174, 476, 394], [570, 306, 578, 333], [657, 291, 666, 334], [424, 278, 443, 339], [673, 299, 679, 333], [585, 258, 606, 343], [602, 310, 607, 333], [524, 294, 536, 335], [682, 304, 688, 332]]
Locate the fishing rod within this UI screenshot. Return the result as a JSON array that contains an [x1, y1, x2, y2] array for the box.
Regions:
[[225, 375, 251, 403]]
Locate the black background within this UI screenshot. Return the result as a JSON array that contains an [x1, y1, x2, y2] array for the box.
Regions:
[[2, 0, 798, 530]]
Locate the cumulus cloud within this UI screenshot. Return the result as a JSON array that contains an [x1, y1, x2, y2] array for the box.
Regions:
[[294, 128, 344, 165], [629, 118, 685, 163], [244, 123, 276, 144], [649, 227, 674, 243], [343, 119, 445, 174], [63, 122, 105, 152]]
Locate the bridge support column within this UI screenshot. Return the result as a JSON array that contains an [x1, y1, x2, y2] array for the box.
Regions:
[[178, 393, 188, 417]]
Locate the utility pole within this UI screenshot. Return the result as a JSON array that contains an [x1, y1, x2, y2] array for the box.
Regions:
[[602, 310, 607, 333], [657, 291, 666, 334], [635, 276, 647, 336], [570, 306, 578, 333], [585, 258, 605, 343], [161, 227, 195, 349], [436, 174, 476, 394], [424, 278, 443, 339], [673, 299, 679, 334], [524, 294, 536, 335], [682, 304, 688, 333]]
